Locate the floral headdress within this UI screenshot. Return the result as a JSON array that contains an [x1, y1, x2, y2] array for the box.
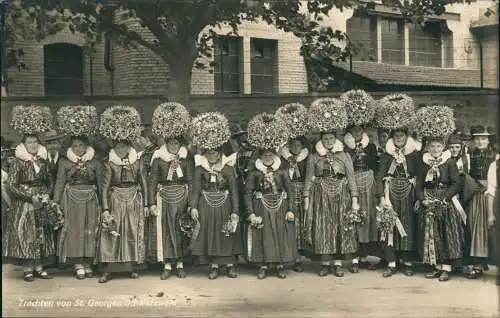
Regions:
[[375, 93, 416, 131], [11, 105, 53, 136], [340, 89, 376, 127], [190, 112, 231, 150], [308, 97, 348, 132], [275, 103, 310, 139], [99, 106, 142, 142], [57, 105, 99, 137], [414, 105, 456, 140], [152, 102, 190, 139], [247, 113, 291, 152]]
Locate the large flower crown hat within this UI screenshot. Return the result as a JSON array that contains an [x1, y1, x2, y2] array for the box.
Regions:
[[152, 102, 191, 139], [375, 93, 416, 131], [275, 103, 310, 139], [340, 89, 376, 127], [247, 112, 291, 152], [57, 105, 99, 137], [11, 105, 53, 136], [308, 97, 348, 132], [190, 112, 231, 150], [414, 105, 456, 141], [99, 105, 142, 142]]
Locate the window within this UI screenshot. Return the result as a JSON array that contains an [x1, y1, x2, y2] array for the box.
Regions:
[[381, 17, 404, 65], [409, 22, 442, 67], [44, 43, 84, 96], [251, 38, 278, 94], [214, 36, 242, 95], [347, 15, 378, 61]]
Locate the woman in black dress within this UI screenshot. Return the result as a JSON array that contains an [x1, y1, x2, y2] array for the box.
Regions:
[[414, 105, 464, 282], [374, 94, 421, 278], [148, 102, 193, 279], [276, 103, 311, 272]]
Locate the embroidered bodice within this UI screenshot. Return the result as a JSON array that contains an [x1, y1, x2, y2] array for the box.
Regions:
[[469, 148, 497, 181]]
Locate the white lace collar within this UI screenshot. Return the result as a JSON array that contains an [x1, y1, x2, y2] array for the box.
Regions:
[[343, 132, 369, 150], [67, 146, 95, 164], [15, 143, 48, 162], [151, 145, 188, 165], [194, 153, 236, 173], [108, 147, 138, 166], [423, 150, 451, 167], [315, 139, 344, 156], [280, 146, 309, 163], [15, 143, 48, 174], [385, 137, 420, 157], [255, 155, 282, 173]]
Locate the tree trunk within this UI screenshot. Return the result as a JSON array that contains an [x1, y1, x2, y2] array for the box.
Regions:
[[168, 61, 193, 107]]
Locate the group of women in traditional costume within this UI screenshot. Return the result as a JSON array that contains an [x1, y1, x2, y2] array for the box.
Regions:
[[1, 91, 498, 285]]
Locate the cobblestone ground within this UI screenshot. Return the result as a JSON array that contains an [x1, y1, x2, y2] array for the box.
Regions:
[[2, 263, 499, 317]]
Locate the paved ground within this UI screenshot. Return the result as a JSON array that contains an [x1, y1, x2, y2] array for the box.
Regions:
[[2, 263, 499, 317]]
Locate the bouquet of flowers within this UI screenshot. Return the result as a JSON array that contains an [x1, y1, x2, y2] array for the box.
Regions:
[[26, 189, 64, 230], [179, 211, 196, 239], [101, 211, 120, 237], [343, 208, 367, 232]]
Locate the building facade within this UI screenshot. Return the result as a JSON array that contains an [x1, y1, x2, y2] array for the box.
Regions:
[[3, 0, 498, 98]]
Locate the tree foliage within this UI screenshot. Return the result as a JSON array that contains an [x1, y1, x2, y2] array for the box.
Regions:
[[3, 0, 482, 96]]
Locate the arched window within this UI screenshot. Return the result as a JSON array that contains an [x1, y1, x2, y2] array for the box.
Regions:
[[44, 43, 84, 96]]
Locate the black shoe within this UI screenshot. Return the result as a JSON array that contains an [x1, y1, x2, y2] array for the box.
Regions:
[[496, 274, 500, 286], [277, 267, 287, 279], [257, 267, 267, 280], [483, 264, 489, 271], [208, 267, 219, 280], [130, 272, 139, 279], [333, 265, 344, 277], [176, 268, 187, 279], [403, 266, 414, 277], [160, 269, 171, 280], [466, 268, 483, 279], [23, 272, 35, 282], [226, 266, 238, 278], [85, 271, 94, 278], [438, 271, 450, 282], [349, 263, 360, 274], [382, 267, 396, 278], [34, 270, 53, 279], [293, 263, 304, 272], [98, 272, 112, 283], [425, 270, 442, 279], [318, 265, 329, 277], [367, 263, 378, 271]]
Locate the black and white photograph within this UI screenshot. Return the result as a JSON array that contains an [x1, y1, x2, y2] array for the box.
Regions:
[[0, 0, 498, 317]]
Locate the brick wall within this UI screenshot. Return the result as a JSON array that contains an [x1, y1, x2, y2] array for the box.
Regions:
[[6, 20, 308, 97], [1, 90, 497, 141], [480, 31, 499, 89]]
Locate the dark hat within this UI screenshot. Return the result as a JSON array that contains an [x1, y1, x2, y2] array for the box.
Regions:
[[230, 123, 247, 137], [447, 134, 463, 145], [39, 129, 65, 142], [470, 125, 494, 137]]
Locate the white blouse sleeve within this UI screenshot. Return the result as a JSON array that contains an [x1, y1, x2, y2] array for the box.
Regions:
[[486, 161, 497, 197]]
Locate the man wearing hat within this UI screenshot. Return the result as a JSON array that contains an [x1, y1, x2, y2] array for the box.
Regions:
[[229, 123, 258, 264], [40, 129, 65, 188]]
